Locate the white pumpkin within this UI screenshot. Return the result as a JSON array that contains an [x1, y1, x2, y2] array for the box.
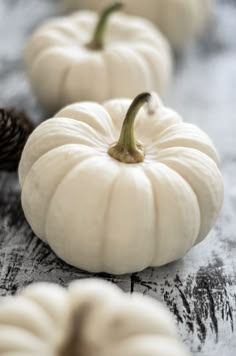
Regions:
[[19, 93, 224, 275], [65, 0, 212, 49], [0, 279, 190, 356], [25, 4, 172, 114]]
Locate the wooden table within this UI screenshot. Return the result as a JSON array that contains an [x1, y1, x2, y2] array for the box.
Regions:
[[0, 1, 235, 355]]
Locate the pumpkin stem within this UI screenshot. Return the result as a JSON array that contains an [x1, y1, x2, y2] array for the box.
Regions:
[[58, 303, 93, 356], [108, 93, 157, 164], [87, 2, 123, 50]]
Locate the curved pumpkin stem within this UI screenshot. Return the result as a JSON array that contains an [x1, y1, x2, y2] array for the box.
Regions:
[[88, 2, 123, 50], [108, 92, 157, 164]]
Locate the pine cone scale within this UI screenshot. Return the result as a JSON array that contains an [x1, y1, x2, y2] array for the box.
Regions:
[[0, 109, 34, 172]]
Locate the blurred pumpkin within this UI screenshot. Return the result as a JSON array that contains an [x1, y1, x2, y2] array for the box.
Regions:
[[0, 279, 190, 356], [25, 4, 171, 113], [65, 0, 212, 49]]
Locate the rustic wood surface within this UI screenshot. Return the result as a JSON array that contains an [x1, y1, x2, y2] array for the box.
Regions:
[[0, 0, 236, 355]]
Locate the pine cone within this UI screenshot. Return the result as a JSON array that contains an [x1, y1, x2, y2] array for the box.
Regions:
[[0, 109, 34, 172]]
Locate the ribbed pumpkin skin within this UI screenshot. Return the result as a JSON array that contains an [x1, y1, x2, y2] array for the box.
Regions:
[[19, 96, 224, 274]]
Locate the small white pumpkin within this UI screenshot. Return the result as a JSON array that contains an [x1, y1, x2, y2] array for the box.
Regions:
[[25, 4, 172, 114], [19, 93, 224, 274], [65, 0, 212, 49], [0, 279, 190, 356]]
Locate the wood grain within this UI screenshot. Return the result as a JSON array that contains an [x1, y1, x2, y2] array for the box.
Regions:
[[0, 0, 236, 355]]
